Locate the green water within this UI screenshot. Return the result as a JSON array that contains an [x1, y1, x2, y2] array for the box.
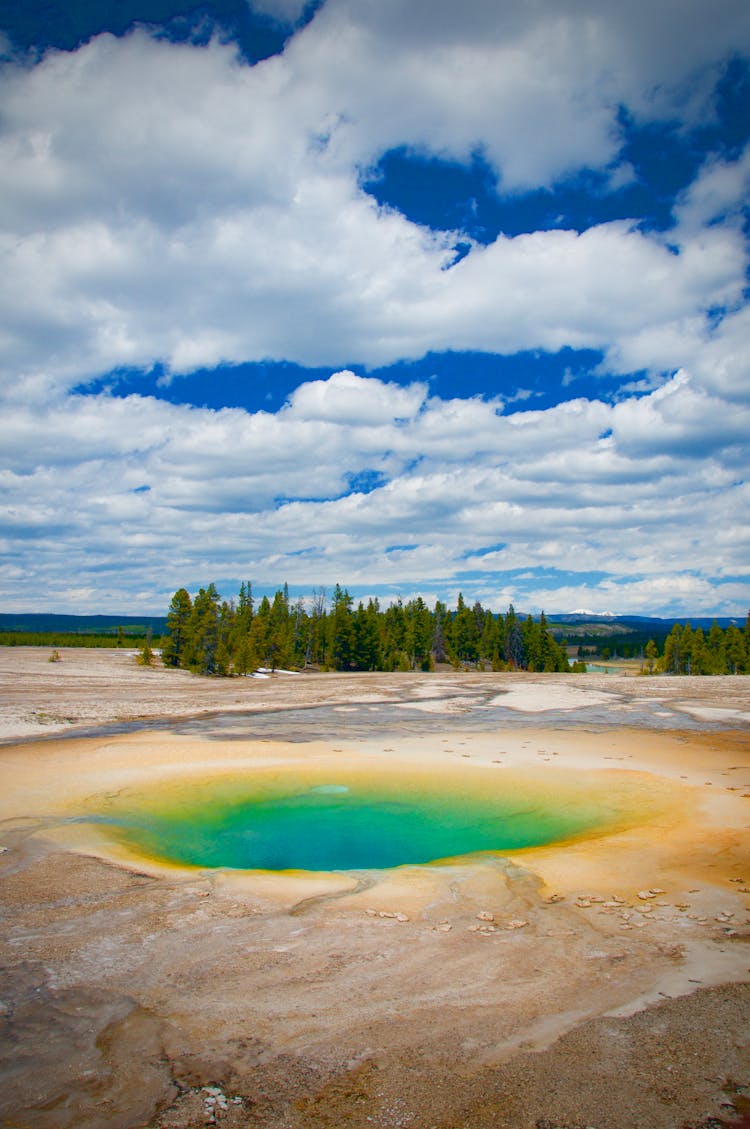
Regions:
[[92, 767, 636, 872]]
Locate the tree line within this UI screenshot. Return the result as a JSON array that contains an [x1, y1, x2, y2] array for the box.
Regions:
[[0, 629, 164, 649], [654, 618, 750, 675], [161, 582, 572, 676]]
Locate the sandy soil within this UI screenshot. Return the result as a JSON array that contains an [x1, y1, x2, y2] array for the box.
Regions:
[[1, 647, 749, 1129]]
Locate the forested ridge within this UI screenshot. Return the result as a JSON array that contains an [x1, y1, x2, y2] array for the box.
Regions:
[[161, 582, 572, 675], [658, 618, 750, 675]]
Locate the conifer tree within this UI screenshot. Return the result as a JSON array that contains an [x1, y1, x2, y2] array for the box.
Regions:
[[663, 624, 682, 674], [504, 604, 524, 669], [184, 584, 221, 674], [431, 600, 448, 664], [328, 584, 355, 670], [725, 624, 746, 674], [405, 597, 432, 670], [162, 588, 193, 668]]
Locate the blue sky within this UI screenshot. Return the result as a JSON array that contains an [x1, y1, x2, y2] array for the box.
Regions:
[[1, 0, 749, 617]]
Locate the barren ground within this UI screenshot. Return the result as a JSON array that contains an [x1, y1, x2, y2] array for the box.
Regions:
[[1, 647, 749, 1129]]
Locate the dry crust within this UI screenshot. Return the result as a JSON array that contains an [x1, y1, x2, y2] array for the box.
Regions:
[[0, 647, 749, 1128]]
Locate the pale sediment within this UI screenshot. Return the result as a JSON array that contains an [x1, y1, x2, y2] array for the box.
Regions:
[[0, 649, 749, 1128]]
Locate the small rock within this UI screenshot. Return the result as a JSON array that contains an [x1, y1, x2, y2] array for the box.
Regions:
[[506, 919, 528, 930], [476, 911, 495, 922]]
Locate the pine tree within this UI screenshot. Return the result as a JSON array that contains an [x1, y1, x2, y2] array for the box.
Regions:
[[306, 588, 328, 667], [383, 599, 407, 670], [405, 597, 432, 670], [522, 615, 541, 672], [449, 593, 479, 666], [184, 584, 221, 674], [431, 600, 448, 665], [680, 623, 694, 674], [479, 611, 501, 669], [137, 627, 155, 667], [328, 584, 355, 670], [162, 588, 193, 668], [690, 626, 708, 675], [663, 624, 682, 674], [725, 624, 746, 674], [248, 596, 272, 668], [268, 588, 294, 669], [706, 621, 727, 674], [353, 599, 382, 670], [504, 604, 524, 669]]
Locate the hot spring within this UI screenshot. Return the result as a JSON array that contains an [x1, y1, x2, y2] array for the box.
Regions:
[[87, 763, 662, 873]]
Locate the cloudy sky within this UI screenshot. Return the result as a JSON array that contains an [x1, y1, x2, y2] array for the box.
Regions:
[[1, 0, 749, 617]]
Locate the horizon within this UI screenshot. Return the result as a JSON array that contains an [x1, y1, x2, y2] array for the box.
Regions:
[[1, 598, 746, 626], [1, 1, 749, 618]]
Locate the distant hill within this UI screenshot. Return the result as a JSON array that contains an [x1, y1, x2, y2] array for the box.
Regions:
[[549, 613, 741, 632], [546, 611, 746, 658], [0, 610, 743, 638], [0, 613, 168, 635]]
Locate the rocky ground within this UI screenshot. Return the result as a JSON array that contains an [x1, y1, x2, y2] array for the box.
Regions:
[[0, 648, 749, 1128], [1, 646, 749, 743]]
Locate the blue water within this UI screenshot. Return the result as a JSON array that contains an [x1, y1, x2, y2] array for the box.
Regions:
[[92, 769, 621, 872]]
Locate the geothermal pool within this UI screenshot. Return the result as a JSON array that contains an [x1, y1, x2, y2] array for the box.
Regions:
[[89, 764, 659, 872]]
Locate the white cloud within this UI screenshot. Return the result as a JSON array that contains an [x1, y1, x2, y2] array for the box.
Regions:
[[1, 372, 748, 613], [284, 370, 427, 424], [1, 4, 749, 614], [675, 144, 750, 232], [1, 11, 749, 390], [248, 0, 310, 27], [290, 0, 750, 187]]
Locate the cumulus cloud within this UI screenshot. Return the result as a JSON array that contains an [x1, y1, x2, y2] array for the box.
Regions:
[[1, 2, 749, 613], [675, 144, 750, 232], [1, 8, 749, 390], [1, 372, 748, 613], [284, 370, 427, 424], [291, 0, 750, 186]]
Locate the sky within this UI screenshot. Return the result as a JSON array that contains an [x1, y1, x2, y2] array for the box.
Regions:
[[1, 0, 749, 618]]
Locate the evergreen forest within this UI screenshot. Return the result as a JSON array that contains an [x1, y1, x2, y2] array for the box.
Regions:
[[161, 582, 572, 676], [658, 619, 750, 675]]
